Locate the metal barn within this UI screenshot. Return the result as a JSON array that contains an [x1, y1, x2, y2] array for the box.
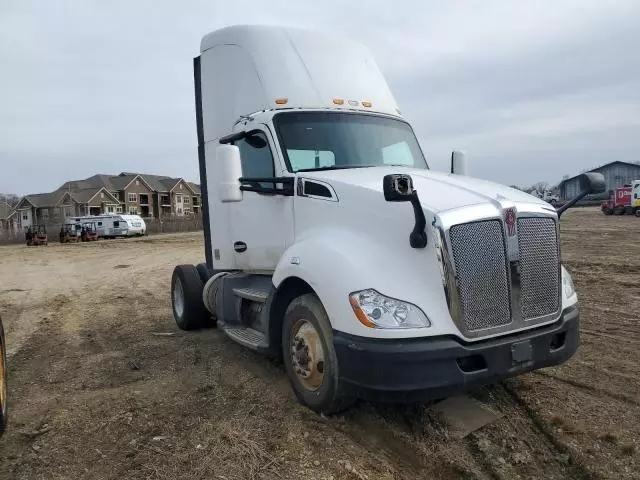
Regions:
[[559, 161, 640, 200]]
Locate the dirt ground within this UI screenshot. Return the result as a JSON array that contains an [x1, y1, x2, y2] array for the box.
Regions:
[[0, 207, 638, 480]]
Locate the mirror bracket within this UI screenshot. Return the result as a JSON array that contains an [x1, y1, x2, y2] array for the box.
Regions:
[[383, 174, 427, 248], [556, 172, 606, 218]]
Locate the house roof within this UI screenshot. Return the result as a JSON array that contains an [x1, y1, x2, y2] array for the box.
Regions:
[[20, 172, 202, 209], [188, 182, 201, 194], [22, 192, 65, 208], [68, 187, 120, 204], [559, 161, 640, 187], [119, 172, 200, 194], [119, 173, 168, 192], [81, 174, 118, 191]]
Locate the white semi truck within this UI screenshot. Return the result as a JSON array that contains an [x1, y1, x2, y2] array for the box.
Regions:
[[171, 25, 605, 413]]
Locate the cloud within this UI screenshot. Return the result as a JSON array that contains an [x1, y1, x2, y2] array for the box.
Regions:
[[0, 0, 639, 194]]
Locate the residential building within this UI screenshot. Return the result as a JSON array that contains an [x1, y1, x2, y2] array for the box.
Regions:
[[559, 161, 640, 200], [0, 201, 18, 232], [14, 172, 201, 230]]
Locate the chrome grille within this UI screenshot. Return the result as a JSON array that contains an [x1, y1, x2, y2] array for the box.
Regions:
[[449, 220, 511, 331], [517, 218, 560, 319]]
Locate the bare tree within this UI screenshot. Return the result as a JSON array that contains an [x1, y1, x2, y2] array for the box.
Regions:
[[531, 182, 549, 192], [0, 193, 19, 207]]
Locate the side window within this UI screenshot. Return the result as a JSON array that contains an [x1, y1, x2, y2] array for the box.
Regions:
[[113, 221, 120, 228], [234, 131, 275, 180]]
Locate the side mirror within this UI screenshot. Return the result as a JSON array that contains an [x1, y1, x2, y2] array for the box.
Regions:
[[579, 172, 606, 195], [383, 174, 415, 202], [450, 151, 467, 175], [556, 171, 606, 217], [216, 144, 243, 202], [382, 174, 427, 248]]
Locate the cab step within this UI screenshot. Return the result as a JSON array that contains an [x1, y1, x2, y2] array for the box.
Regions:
[[222, 326, 268, 351], [233, 287, 268, 303]]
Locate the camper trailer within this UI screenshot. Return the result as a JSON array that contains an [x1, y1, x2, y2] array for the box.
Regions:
[[67, 214, 146, 238]]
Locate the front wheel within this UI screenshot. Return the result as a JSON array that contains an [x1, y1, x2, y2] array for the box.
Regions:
[[282, 294, 354, 414], [171, 265, 207, 330]]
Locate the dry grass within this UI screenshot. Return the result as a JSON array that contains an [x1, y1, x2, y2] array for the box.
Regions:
[[620, 442, 636, 456], [2, 209, 640, 479], [599, 432, 619, 444]]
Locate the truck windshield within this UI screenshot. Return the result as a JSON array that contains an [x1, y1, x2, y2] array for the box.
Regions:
[[273, 111, 428, 172]]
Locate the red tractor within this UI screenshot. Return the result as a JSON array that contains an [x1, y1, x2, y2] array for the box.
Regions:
[[81, 222, 99, 242], [602, 185, 632, 215], [25, 225, 48, 246]]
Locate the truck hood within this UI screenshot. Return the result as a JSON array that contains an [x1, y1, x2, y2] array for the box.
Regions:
[[300, 166, 549, 213]]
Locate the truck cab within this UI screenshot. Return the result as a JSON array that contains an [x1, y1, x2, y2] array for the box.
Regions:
[[170, 25, 605, 413]]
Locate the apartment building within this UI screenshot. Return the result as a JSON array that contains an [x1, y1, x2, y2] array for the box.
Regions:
[[14, 172, 201, 229]]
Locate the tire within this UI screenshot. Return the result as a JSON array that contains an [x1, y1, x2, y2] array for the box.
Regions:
[[0, 316, 7, 436], [171, 265, 207, 330], [281, 293, 354, 414], [196, 263, 211, 285], [635, 208, 640, 218]]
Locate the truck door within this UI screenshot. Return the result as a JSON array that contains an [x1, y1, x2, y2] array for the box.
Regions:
[[228, 127, 293, 271]]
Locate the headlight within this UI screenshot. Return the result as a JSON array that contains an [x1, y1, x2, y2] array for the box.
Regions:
[[561, 265, 575, 298], [349, 289, 431, 329]]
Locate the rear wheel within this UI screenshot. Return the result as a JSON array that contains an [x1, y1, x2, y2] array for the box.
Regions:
[[196, 263, 211, 285], [282, 294, 354, 414], [171, 265, 207, 330], [0, 316, 7, 435]]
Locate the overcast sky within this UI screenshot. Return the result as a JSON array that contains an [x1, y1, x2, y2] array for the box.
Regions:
[[1, 0, 639, 195]]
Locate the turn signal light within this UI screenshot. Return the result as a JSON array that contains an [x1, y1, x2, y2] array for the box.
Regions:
[[333, 98, 344, 105], [275, 98, 288, 105], [349, 296, 377, 328], [362, 101, 372, 108]]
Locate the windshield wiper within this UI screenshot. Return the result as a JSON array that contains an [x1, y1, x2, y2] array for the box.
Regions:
[[296, 164, 378, 173]]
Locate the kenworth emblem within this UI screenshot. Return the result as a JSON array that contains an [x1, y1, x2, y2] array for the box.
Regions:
[[504, 207, 517, 237]]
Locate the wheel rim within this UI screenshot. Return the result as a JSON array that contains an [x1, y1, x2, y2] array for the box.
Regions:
[[173, 277, 185, 318], [290, 319, 325, 391], [0, 335, 6, 422]]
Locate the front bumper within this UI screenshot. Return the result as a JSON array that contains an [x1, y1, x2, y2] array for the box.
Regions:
[[333, 306, 579, 402]]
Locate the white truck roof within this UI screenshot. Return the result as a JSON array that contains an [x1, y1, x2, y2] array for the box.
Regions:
[[199, 25, 400, 142]]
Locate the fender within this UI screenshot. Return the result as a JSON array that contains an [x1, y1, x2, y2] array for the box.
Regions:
[[272, 227, 456, 340]]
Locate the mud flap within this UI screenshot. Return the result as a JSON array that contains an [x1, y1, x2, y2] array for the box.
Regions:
[[430, 395, 502, 439]]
